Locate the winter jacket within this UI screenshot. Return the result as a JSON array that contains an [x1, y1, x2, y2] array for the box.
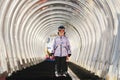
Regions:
[[52, 36, 71, 57]]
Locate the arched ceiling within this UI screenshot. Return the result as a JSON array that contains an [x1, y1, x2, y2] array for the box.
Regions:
[[0, 0, 120, 79]]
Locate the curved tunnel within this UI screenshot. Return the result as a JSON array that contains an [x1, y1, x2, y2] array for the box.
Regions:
[[0, 0, 120, 79]]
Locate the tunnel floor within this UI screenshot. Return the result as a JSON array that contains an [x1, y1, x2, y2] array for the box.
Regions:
[[6, 59, 103, 80]]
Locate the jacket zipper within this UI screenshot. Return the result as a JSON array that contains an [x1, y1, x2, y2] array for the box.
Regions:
[[60, 36, 62, 57], [60, 44, 62, 56]]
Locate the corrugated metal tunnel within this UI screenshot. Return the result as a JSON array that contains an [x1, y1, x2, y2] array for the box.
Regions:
[[0, 0, 120, 80]]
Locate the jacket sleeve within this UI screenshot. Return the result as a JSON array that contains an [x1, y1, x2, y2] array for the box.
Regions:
[[51, 38, 56, 54], [66, 38, 71, 55]]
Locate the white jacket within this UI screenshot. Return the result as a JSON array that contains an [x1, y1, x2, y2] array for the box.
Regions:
[[52, 36, 71, 57]]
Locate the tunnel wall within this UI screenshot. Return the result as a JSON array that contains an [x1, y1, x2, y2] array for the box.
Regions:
[[0, 0, 46, 76], [0, 0, 120, 80]]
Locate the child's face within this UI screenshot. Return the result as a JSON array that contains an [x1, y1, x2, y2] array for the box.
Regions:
[[58, 29, 65, 36]]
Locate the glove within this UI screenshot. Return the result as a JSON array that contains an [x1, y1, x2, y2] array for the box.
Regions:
[[68, 54, 71, 57]]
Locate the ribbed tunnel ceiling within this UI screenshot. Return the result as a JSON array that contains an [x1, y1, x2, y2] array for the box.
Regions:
[[0, 0, 120, 79]]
